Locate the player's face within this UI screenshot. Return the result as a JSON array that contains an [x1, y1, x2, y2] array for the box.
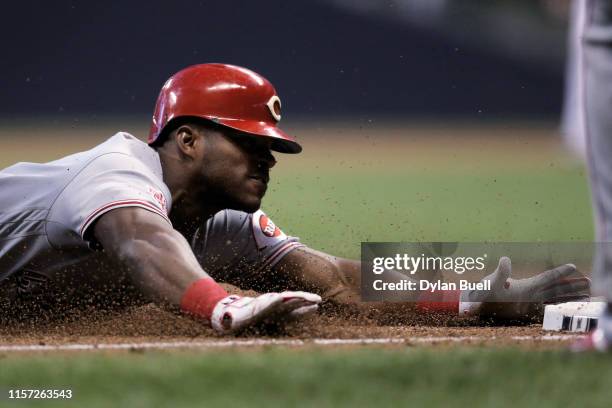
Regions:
[[197, 127, 277, 213]]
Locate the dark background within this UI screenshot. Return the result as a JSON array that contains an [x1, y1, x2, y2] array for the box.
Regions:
[[0, 0, 568, 120]]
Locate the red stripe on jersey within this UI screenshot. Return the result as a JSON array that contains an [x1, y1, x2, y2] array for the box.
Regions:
[[259, 241, 305, 271], [80, 199, 170, 237]]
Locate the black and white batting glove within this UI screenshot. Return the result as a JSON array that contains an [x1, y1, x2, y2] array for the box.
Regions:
[[459, 256, 591, 320], [211, 291, 321, 334]]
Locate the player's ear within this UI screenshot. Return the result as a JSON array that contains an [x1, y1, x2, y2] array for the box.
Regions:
[[174, 124, 201, 159]]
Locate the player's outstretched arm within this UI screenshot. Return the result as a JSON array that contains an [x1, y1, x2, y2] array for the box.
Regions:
[[274, 247, 590, 322], [93, 207, 320, 333]]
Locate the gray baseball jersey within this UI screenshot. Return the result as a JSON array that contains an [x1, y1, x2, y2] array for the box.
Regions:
[[0, 132, 302, 304], [192, 209, 304, 290]]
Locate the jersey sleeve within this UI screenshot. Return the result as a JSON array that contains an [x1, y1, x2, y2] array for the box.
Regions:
[[49, 152, 172, 244], [191, 209, 304, 282]]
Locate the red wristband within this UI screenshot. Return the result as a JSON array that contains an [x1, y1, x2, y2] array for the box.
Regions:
[[416, 289, 461, 314], [180, 278, 229, 321]]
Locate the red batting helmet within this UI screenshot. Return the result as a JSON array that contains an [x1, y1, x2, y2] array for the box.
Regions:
[[148, 63, 301, 154]]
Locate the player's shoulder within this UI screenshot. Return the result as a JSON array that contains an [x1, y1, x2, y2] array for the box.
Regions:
[[97, 132, 154, 159], [52, 131, 168, 203], [49, 132, 155, 168], [84, 132, 162, 172]]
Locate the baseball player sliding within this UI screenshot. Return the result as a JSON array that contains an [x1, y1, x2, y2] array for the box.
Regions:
[[0, 64, 590, 334]]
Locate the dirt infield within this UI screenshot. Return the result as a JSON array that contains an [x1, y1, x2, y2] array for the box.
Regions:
[[0, 302, 580, 353], [0, 282, 577, 351]]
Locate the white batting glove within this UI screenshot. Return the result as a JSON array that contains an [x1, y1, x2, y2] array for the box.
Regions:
[[210, 291, 321, 334], [459, 256, 591, 320]]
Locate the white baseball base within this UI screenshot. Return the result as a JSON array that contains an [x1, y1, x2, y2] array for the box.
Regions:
[[542, 301, 605, 332]]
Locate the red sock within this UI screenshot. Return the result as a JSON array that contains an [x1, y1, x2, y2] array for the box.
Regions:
[[180, 278, 229, 321], [416, 289, 460, 314]]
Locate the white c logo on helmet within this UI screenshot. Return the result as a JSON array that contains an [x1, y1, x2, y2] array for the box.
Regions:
[[266, 95, 282, 122]]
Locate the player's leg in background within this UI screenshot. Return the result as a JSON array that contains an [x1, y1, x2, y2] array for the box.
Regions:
[[562, 0, 587, 159], [583, 0, 612, 344]]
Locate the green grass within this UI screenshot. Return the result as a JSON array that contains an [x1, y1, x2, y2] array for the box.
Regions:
[[1, 348, 612, 408], [267, 163, 593, 258]]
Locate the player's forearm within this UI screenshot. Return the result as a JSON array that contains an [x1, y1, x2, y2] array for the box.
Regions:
[[94, 208, 231, 323], [277, 248, 445, 320], [279, 249, 421, 304], [302, 257, 427, 322], [113, 228, 209, 304]]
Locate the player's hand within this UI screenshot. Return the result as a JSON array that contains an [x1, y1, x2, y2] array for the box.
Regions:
[[459, 257, 591, 320], [210, 291, 321, 334]]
